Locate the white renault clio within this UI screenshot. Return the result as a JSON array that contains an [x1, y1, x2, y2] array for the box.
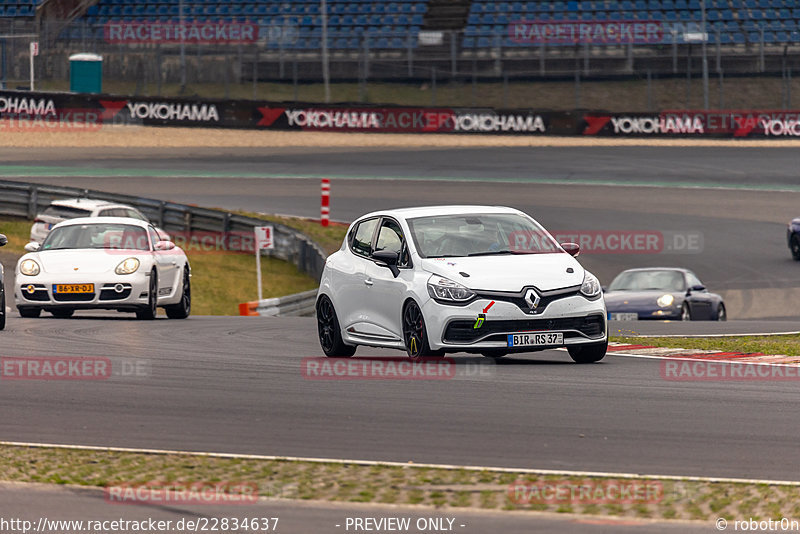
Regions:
[[316, 206, 607, 362]]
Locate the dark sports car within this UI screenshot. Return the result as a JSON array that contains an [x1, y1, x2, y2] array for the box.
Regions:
[[604, 268, 726, 321], [0, 232, 6, 330], [788, 218, 800, 260]]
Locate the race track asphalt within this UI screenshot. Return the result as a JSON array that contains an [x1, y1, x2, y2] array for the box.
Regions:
[[3, 145, 800, 318], [1, 315, 799, 482]]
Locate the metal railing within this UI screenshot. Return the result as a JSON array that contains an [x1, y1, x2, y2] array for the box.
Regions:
[[248, 289, 318, 317], [0, 179, 328, 283]]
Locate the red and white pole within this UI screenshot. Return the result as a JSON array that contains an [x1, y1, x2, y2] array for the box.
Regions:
[[320, 179, 330, 227]]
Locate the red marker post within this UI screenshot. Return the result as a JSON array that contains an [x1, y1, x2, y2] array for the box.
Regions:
[[321, 179, 330, 227]]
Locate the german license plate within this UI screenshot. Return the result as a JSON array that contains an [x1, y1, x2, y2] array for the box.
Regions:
[[507, 332, 563, 347], [609, 312, 638, 321], [54, 284, 94, 294]]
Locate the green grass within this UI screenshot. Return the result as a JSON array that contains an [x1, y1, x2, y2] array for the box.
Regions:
[[252, 213, 348, 255], [0, 217, 318, 316], [0, 218, 35, 254], [611, 335, 800, 358]]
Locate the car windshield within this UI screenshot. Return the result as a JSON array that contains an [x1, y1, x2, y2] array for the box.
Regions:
[[608, 270, 686, 292], [41, 223, 150, 251], [407, 213, 560, 258]]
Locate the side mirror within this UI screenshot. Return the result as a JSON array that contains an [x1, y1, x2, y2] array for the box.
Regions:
[[560, 242, 580, 257], [0, 234, 7, 247], [601, 285, 608, 293], [24, 241, 40, 252], [689, 284, 705, 292], [372, 250, 400, 278], [155, 240, 176, 251]]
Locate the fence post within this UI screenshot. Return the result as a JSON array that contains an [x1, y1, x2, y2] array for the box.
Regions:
[[788, 67, 792, 109], [503, 72, 509, 108], [759, 27, 765, 72], [451, 30, 457, 76], [252, 46, 259, 100], [363, 35, 370, 79], [672, 30, 678, 74], [472, 56, 477, 106], [431, 66, 437, 106], [28, 186, 37, 219], [158, 201, 166, 228], [156, 44, 163, 96], [583, 42, 589, 76], [539, 42, 545, 75], [407, 33, 413, 77], [293, 57, 298, 102], [646, 69, 652, 111]]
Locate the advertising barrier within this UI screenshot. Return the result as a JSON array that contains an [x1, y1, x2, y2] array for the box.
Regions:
[[1, 90, 799, 138]]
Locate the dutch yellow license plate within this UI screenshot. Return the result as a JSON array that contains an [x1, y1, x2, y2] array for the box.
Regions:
[[54, 284, 94, 294]]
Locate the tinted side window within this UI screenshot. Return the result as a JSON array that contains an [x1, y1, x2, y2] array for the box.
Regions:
[[351, 219, 378, 258]]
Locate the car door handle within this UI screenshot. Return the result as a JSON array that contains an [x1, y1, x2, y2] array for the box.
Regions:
[[364, 278, 373, 286]]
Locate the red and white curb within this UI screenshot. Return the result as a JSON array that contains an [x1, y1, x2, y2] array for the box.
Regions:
[[608, 342, 800, 366]]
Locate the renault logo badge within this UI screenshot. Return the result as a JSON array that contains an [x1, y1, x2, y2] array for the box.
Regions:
[[524, 288, 541, 310]]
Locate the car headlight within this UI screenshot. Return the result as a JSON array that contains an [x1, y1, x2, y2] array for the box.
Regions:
[[19, 259, 40, 276], [427, 275, 476, 303], [580, 271, 601, 299], [657, 294, 675, 307], [115, 257, 140, 275]]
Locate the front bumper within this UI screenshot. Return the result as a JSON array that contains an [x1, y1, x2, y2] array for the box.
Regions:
[[15, 272, 151, 311], [422, 293, 607, 352]]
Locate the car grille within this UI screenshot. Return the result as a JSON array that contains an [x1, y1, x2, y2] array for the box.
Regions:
[[53, 292, 95, 302], [476, 288, 581, 315], [443, 314, 606, 344]]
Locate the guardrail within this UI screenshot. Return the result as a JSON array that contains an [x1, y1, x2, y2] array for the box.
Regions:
[[0, 179, 328, 286], [239, 289, 317, 317]]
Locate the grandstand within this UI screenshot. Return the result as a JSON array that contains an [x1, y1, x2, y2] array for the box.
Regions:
[[1, 0, 798, 94], [0, 0, 36, 17], [38, 0, 798, 50]]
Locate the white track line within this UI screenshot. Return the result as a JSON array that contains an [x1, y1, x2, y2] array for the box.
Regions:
[[2, 440, 800, 487], [631, 331, 800, 338]]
